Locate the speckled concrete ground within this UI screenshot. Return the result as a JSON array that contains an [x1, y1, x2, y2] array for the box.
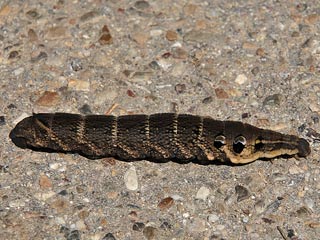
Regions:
[[0, 0, 319, 239]]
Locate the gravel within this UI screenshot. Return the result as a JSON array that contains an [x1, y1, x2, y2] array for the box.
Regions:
[[1, 0, 319, 239]]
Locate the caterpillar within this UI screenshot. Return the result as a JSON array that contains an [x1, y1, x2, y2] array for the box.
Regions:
[[9, 113, 310, 164]]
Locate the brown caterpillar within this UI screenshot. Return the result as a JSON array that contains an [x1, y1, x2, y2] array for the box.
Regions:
[[9, 113, 310, 164]]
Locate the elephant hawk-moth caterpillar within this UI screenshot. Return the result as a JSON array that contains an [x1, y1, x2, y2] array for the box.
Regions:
[[9, 113, 310, 164]]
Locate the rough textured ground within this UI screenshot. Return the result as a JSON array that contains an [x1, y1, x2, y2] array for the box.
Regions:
[[0, 0, 319, 239]]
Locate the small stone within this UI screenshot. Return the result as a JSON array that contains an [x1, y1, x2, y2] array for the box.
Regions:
[[304, 198, 315, 210], [45, 26, 68, 39], [289, 165, 304, 174], [50, 198, 69, 213], [130, 71, 153, 83], [157, 58, 173, 71], [172, 47, 188, 59], [183, 30, 213, 43], [0, 4, 11, 17], [26, 9, 40, 19], [0, 165, 9, 172], [28, 29, 38, 42], [195, 186, 210, 200], [241, 113, 250, 119], [39, 174, 53, 189], [298, 124, 306, 133], [94, 88, 118, 105], [304, 14, 320, 25], [170, 62, 186, 77], [242, 216, 249, 223], [68, 79, 90, 91], [251, 67, 259, 75], [128, 211, 138, 221], [80, 11, 99, 22], [70, 59, 83, 71], [184, 4, 197, 15], [235, 74, 248, 85], [296, 206, 312, 218], [69, 18, 76, 25], [208, 214, 219, 223], [55, 217, 66, 225], [100, 218, 108, 227], [195, 19, 207, 29], [99, 25, 113, 45], [166, 30, 178, 41], [246, 174, 266, 192], [287, 229, 295, 238], [306, 128, 320, 140], [46, 54, 66, 67], [160, 221, 172, 230], [66, 230, 80, 240], [175, 83, 186, 94], [216, 225, 225, 231], [0, 116, 5, 126], [75, 220, 86, 231], [34, 191, 56, 201], [202, 96, 213, 104], [188, 218, 206, 233], [256, 118, 270, 128], [254, 200, 265, 214], [235, 185, 250, 202], [143, 226, 157, 240], [49, 162, 63, 170], [9, 199, 25, 208], [171, 194, 184, 201], [13, 67, 24, 76], [183, 212, 190, 218], [101, 158, 117, 167], [123, 70, 133, 77], [131, 32, 149, 45], [127, 89, 136, 97], [59, 226, 70, 236], [106, 191, 118, 199], [31, 51, 47, 63], [133, 222, 145, 231], [264, 198, 282, 214], [271, 172, 287, 182], [263, 94, 282, 106], [124, 166, 138, 191], [134, 1, 150, 10], [242, 42, 258, 51], [215, 88, 229, 99], [311, 114, 320, 124], [291, 31, 299, 37], [78, 210, 89, 220], [58, 190, 68, 196], [36, 91, 60, 106], [8, 51, 19, 59], [102, 233, 116, 240], [228, 88, 242, 97], [78, 104, 92, 115], [60, 226, 70, 235], [0, 164, 9, 172], [150, 29, 163, 37], [148, 61, 161, 70], [162, 52, 171, 58], [296, 3, 307, 12], [158, 197, 174, 210], [256, 48, 265, 56], [308, 222, 320, 228]]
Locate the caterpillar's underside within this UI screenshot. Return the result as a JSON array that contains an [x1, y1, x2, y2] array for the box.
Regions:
[[10, 113, 310, 164]]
